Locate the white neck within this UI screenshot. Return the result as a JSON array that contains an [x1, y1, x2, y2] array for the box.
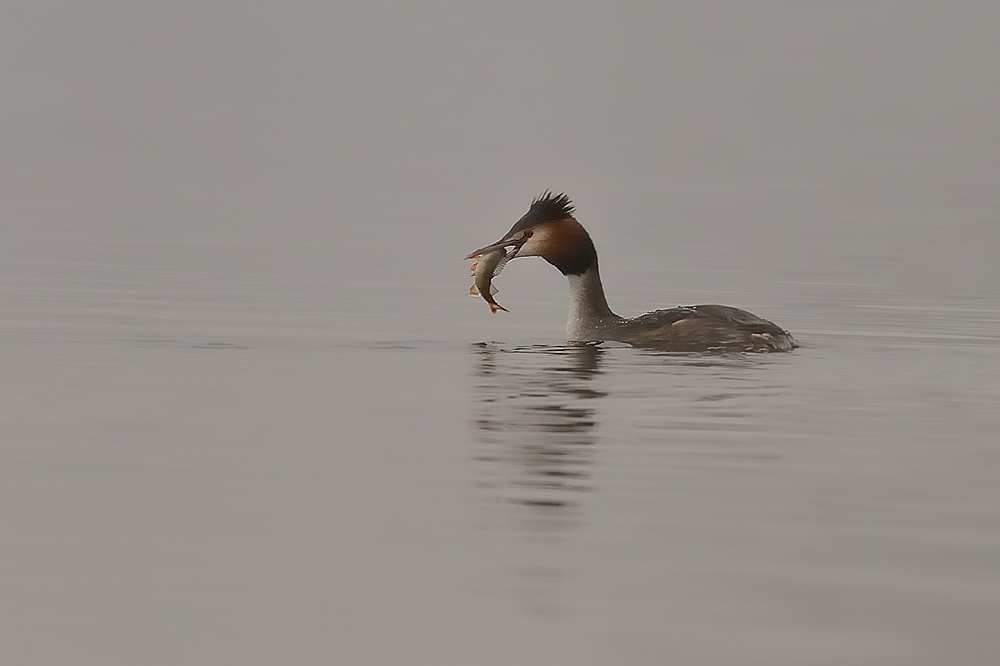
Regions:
[[565, 265, 622, 341]]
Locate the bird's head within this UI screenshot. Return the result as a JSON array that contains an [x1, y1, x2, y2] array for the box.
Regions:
[[466, 192, 597, 275]]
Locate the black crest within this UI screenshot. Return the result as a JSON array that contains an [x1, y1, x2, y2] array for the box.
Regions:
[[529, 191, 575, 221], [509, 191, 576, 234]]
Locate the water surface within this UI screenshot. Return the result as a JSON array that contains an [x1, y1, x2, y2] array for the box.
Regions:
[[2, 2, 999, 664]]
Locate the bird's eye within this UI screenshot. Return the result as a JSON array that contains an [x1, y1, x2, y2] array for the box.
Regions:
[[523, 230, 533, 238]]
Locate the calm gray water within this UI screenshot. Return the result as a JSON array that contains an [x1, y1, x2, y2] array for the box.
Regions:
[[3, 2, 999, 665]]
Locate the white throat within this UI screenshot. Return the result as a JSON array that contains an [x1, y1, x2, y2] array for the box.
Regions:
[[565, 265, 622, 341]]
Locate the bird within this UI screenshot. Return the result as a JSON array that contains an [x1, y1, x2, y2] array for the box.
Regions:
[[466, 192, 797, 352]]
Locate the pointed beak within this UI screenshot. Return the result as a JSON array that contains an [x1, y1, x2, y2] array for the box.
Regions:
[[465, 230, 532, 260]]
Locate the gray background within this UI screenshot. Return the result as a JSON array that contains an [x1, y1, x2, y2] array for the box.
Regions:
[[2, 2, 999, 664]]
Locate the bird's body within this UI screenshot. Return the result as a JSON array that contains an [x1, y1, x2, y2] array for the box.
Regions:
[[467, 193, 797, 353]]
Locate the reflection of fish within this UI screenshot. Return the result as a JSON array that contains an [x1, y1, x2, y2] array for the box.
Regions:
[[469, 248, 512, 313]]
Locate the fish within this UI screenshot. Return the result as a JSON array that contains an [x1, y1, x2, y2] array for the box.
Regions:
[[469, 247, 513, 313]]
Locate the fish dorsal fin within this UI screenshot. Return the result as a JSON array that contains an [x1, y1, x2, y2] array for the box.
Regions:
[[491, 253, 510, 277]]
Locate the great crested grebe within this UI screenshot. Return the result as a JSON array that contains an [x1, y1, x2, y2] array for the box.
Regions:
[[467, 192, 797, 352]]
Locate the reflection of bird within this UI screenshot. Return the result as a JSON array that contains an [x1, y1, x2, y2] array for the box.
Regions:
[[467, 193, 797, 352], [469, 344, 602, 533]]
